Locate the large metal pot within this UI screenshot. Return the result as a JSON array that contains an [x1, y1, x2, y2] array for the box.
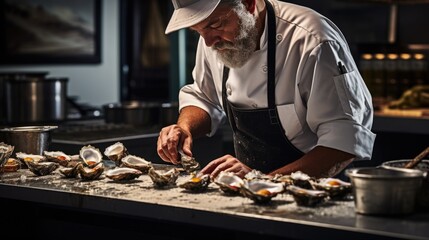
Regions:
[[381, 159, 429, 210], [103, 101, 161, 127], [5, 76, 68, 124], [0, 126, 58, 156], [346, 167, 423, 215]]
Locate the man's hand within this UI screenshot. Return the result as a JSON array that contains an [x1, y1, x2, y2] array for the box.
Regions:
[[157, 124, 193, 165], [199, 155, 252, 179]]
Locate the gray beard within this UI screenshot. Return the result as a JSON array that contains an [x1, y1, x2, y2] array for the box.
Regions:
[[214, 8, 258, 68]]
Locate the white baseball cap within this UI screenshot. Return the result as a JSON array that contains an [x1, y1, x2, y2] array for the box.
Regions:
[[165, 0, 222, 34]]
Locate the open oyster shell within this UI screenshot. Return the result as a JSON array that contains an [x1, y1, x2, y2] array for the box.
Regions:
[[178, 173, 210, 192], [120, 155, 152, 173], [1, 158, 20, 172], [214, 171, 244, 194], [104, 142, 128, 166], [26, 161, 59, 176], [179, 150, 200, 173], [244, 169, 271, 181], [313, 178, 352, 200], [44, 151, 71, 167], [59, 162, 82, 178], [16, 152, 46, 163], [240, 179, 284, 204], [0, 142, 14, 169], [148, 167, 180, 188], [77, 163, 104, 180], [290, 171, 314, 189], [105, 167, 142, 181], [286, 185, 329, 207], [79, 145, 103, 168]]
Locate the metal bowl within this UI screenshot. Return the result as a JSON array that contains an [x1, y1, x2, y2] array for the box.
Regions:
[[381, 159, 429, 210], [346, 167, 424, 215]]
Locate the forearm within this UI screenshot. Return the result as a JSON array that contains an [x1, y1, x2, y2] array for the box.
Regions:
[[269, 146, 355, 178], [177, 106, 211, 139]]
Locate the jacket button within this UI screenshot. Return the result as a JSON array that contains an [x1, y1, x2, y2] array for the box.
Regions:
[[276, 34, 283, 42], [227, 87, 232, 96], [262, 65, 268, 72]]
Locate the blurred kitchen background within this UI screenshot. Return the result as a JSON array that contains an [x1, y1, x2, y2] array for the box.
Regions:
[[0, 0, 428, 167]]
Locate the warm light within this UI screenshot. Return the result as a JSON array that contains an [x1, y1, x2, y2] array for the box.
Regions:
[[387, 53, 398, 60], [414, 53, 425, 60], [362, 53, 373, 60], [400, 53, 412, 60], [375, 53, 385, 60]]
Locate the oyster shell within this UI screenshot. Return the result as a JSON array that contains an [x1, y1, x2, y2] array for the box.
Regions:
[[214, 171, 244, 194], [44, 151, 71, 167], [179, 150, 200, 173], [244, 169, 271, 181], [120, 155, 152, 173], [286, 185, 328, 207], [271, 174, 294, 186], [313, 178, 352, 200], [290, 171, 314, 189], [79, 145, 103, 168], [148, 167, 180, 188], [26, 161, 59, 176], [178, 173, 210, 192], [0, 142, 14, 169], [105, 167, 143, 181], [240, 179, 284, 204], [1, 158, 20, 172], [59, 162, 82, 178], [77, 163, 104, 180], [104, 142, 128, 166], [16, 152, 46, 163]]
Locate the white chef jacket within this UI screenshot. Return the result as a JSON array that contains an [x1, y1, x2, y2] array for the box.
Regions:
[[179, 0, 376, 160]]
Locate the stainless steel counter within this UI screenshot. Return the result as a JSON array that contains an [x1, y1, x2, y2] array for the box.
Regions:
[[1, 165, 428, 240]]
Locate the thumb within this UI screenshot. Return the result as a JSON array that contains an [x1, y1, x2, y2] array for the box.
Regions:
[[181, 136, 193, 157]]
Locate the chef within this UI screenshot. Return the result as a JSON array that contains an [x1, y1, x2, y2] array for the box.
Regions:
[[157, 0, 376, 179]]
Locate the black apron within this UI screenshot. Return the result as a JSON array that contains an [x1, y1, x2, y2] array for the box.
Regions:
[[221, 0, 304, 173]]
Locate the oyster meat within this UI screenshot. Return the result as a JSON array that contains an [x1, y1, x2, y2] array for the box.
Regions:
[[121, 155, 152, 173], [286, 185, 328, 207], [44, 151, 71, 167], [104, 142, 128, 166], [79, 145, 103, 168], [148, 167, 180, 188], [214, 171, 244, 194], [0, 142, 14, 169], [105, 167, 143, 181], [26, 161, 59, 176], [240, 179, 284, 204], [178, 173, 210, 192], [77, 163, 104, 180], [313, 178, 352, 200], [179, 150, 200, 173]]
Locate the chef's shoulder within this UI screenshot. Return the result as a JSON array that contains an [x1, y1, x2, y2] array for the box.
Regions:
[[275, 1, 345, 44]]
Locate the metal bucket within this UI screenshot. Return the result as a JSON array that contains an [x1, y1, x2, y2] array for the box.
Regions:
[[346, 167, 423, 215], [0, 126, 58, 156]]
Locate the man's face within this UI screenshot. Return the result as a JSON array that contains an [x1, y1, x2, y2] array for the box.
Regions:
[[190, 4, 258, 68]]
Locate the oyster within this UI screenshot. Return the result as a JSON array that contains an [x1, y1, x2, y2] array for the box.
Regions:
[[313, 178, 352, 200], [244, 169, 271, 181], [79, 145, 103, 168], [77, 163, 104, 180], [104, 142, 128, 166], [59, 162, 82, 178], [0, 142, 14, 169], [148, 167, 180, 188], [286, 185, 329, 207], [120, 155, 152, 173], [26, 161, 59, 176], [1, 158, 20, 172], [16, 152, 46, 162], [179, 150, 200, 173], [178, 173, 210, 192], [290, 171, 314, 189], [271, 174, 294, 186], [105, 167, 143, 181], [214, 171, 244, 194], [44, 151, 71, 167], [240, 179, 284, 204]]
